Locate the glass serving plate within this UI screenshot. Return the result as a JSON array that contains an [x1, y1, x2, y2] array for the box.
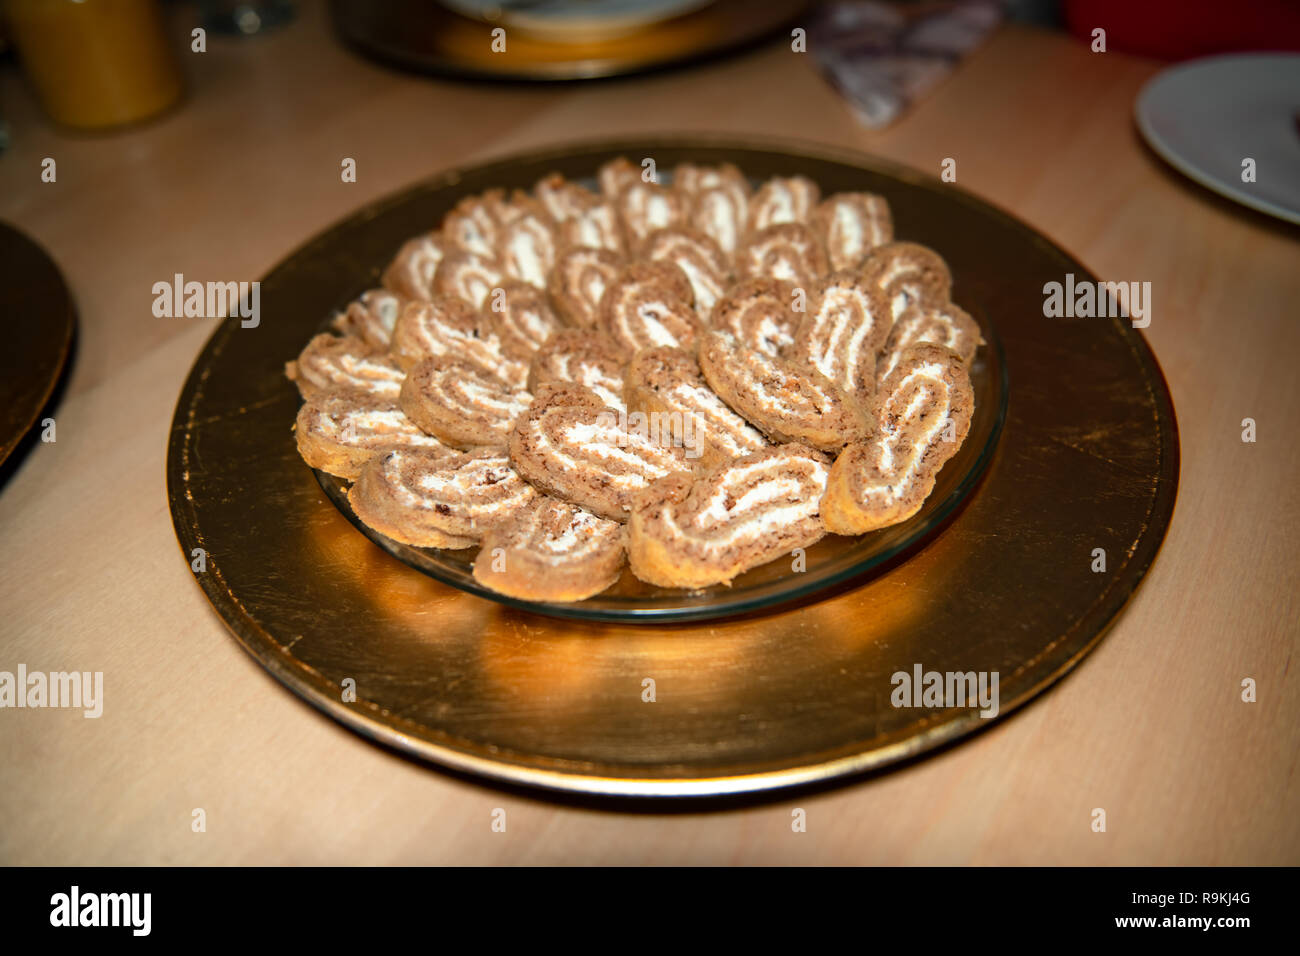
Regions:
[[307, 164, 1007, 622]]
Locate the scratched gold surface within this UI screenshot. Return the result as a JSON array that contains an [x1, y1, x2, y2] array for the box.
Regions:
[[166, 139, 1179, 797]]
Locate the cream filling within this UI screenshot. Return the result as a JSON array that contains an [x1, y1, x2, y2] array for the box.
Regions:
[[698, 192, 740, 253], [807, 289, 879, 393], [881, 258, 910, 285], [504, 226, 552, 289], [865, 199, 888, 245], [661, 458, 828, 553], [643, 193, 674, 230], [879, 257, 926, 319], [906, 311, 962, 351], [892, 290, 913, 319], [354, 292, 401, 339], [401, 238, 445, 286], [622, 188, 675, 238], [669, 384, 765, 455], [449, 377, 530, 416], [757, 186, 797, 228], [450, 215, 496, 259], [613, 296, 685, 350], [879, 313, 962, 381], [556, 420, 678, 486], [672, 257, 722, 317], [868, 363, 951, 499], [384, 454, 432, 510], [503, 306, 554, 348], [735, 351, 809, 418], [388, 457, 533, 519], [536, 182, 578, 223], [565, 363, 624, 412], [321, 407, 441, 447], [461, 270, 496, 309], [545, 355, 625, 412], [580, 272, 608, 310], [878, 351, 901, 382], [750, 314, 793, 355], [437, 256, 502, 311], [571, 208, 619, 252], [529, 509, 617, 557], [538, 519, 586, 554], [831, 204, 865, 264], [412, 319, 509, 372], [323, 355, 404, 397], [769, 258, 798, 283]]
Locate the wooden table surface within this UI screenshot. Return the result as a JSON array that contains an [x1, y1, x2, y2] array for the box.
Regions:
[[1, 3, 1296, 865]]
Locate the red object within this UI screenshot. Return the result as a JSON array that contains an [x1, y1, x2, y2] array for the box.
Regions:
[[1063, 0, 1300, 60]]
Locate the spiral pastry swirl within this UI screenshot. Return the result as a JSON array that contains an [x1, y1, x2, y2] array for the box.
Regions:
[[390, 296, 526, 386], [295, 392, 453, 480], [533, 173, 599, 223], [597, 157, 644, 197], [877, 299, 981, 383], [628, 444, 830, 588], [547, 246, 624, 329], [350, 448, 540, 549], [509, 383, 692, 521], [697, 331, 870, 452], [623, 347, 767, 469], [528, 330, 629, 413], [473, 497, 627, 602], [638, 227, 731, 322], [737, 223, 829, 290], [595, 261, 701, 357], [791, 272, 893, 410], [689, 184, 749, 261], [535, 172, 626, 254], [442, 189, 514, 258], [747, 175, 821, 232], [496, 202, 559, 289], [812, 192, 893, 271], [710, 278, 800, 358], [399, 357, 532, 451], [861, 241, 953, 322], [381, 233, 453, 302], [287, 156, 985, 598], [821, 343, 974, 534], [432, 249, 505, 311], [672, 162, 750, 198], [616, 180, 685, 244], [558, 200, 625, 254], [485, 281, 562, 364], [286, 333, 405, 402], [331, 288, 403, 350]]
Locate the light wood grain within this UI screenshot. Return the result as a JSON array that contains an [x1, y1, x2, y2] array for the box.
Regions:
[[0, 3, 1296, 865]]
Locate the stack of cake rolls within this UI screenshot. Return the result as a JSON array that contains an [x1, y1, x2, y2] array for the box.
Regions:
[[287, 159, 980, 602]]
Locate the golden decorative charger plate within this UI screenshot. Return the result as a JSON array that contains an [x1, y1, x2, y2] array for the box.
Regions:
[[167, 137, 1179, 798], [0, 222, 76, 469], [329, 0, 810, 82]]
